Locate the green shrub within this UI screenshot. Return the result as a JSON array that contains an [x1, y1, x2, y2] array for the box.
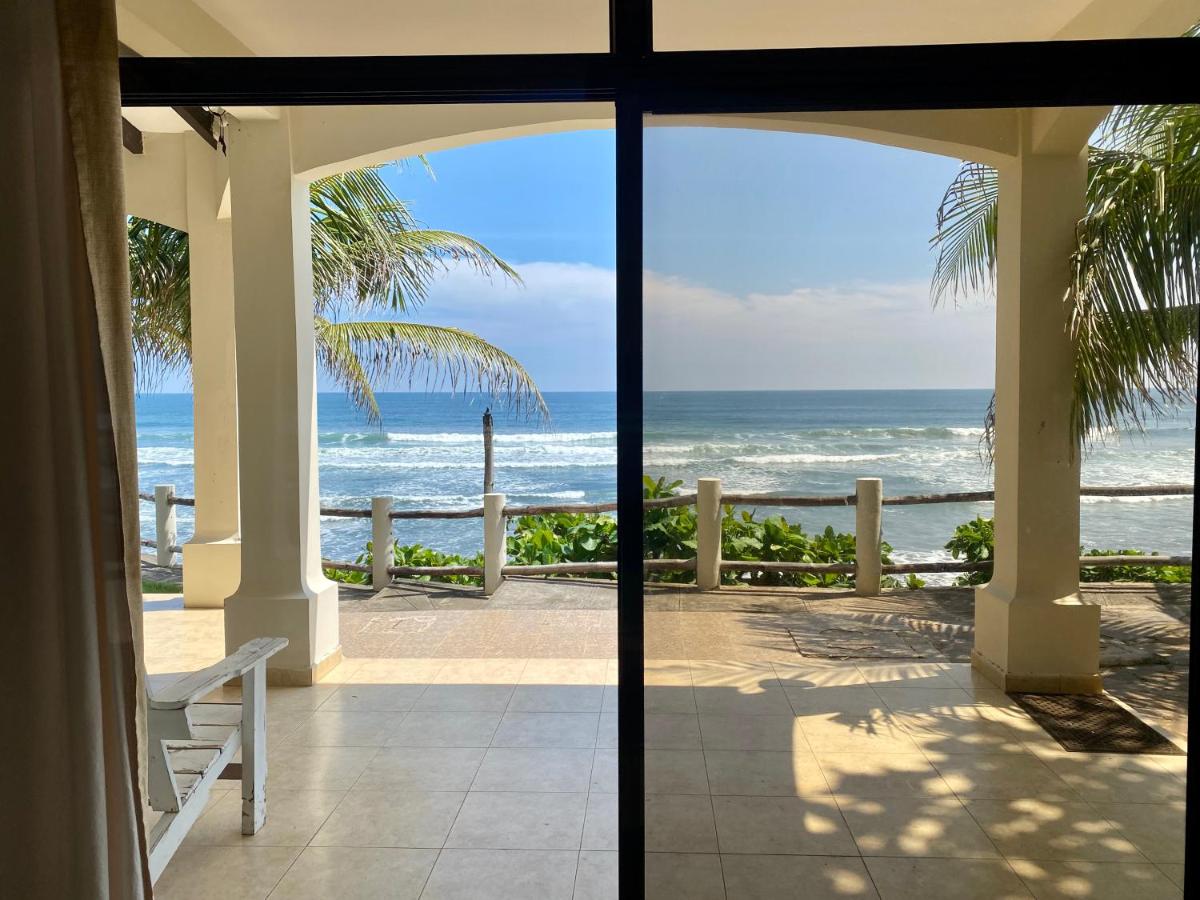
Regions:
[[324, 539, 483, 586], [142, 578, 181, 594], [945, 516, 1190, 585]]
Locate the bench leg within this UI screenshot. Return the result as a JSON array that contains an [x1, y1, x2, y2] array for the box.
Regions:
[[241, 660, 267, 834]]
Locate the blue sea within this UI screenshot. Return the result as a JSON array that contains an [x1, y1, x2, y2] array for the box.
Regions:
[[136, 390, 1195, 579]]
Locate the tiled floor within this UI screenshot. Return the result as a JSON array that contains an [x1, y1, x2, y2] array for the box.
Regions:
[[144, 605, 1188, 899]]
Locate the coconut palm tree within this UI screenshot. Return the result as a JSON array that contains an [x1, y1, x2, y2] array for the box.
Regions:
[[129, 162, 547, 423], [930, 103, 1199, 448]]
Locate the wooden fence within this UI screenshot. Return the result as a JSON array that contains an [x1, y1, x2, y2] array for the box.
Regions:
[[139, 480, 1193, 596]]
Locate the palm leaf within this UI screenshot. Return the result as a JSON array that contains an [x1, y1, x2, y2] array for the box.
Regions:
[[314, 318, 548, 425]]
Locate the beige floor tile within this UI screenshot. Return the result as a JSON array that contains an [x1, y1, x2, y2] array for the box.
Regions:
[[643, 660, 694, 686], [414, 684, 516, 712], [433, 657, 528, 684], [722, 853, 880, 899], [705, 749, 831, 797], [773, 661, 869, 688], [597, 712, 618, 748], [840, 795, 999, 858], [602, 684, 619, 713], [508, 684, 605, 713], [644, 685, 697, 714], [471, 747, 594, 792], [646, 713, 702, 749], [266, 847, 437, 899], [898, 711, 1030, 755], [284, 710, 405, 747], [421, 849, 578, 900], [315, 658, 365, 685], [699, 714, 808, 752], [856, 662, 959, 689], [817, 752, 951, 798], [873, 686, 977, 713], [799, 712, 919, 754], [519, 658, 609, 685], [1009, 859, 1184, 899], [645, 749, 710, 794], [265, 745, 379, 791], [310, 790, 464, 848], [184, 789, 343, 847], [264, 685, 340, 712], [784, 685, 889, 716], [1036, 753, 1187, 803], [355, 746, 485, 791], [645, 794, 719, 853], [591, 748, 618, 793], [930, 755, 1078, 800], [1088, 800, 1185, 864], [695, 684, 795, 717], [154, 845, 302, 900], [318, 683, 425, 712], [386, 711, 502, 748], [644, 852, 725, 900], [864, 857, 1033, 900], [574, 850, 618, 900], [1156, 863, 1185, 889], [492, 712, 600, 748], [350, 658, 446, 684], [712, 795, 856, 856], [445, 791, 586, 850], [582, 793, 618, 851], [965, 798, 1143, 862]]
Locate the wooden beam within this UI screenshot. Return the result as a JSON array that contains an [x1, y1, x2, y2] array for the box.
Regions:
[[122, 117, 143, 154], [119, 41, 220, 151]]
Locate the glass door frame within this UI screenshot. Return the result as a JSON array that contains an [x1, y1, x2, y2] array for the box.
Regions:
[[120, 5, 1198, 896]]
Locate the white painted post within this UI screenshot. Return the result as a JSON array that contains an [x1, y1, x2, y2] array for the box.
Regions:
[[155, 484, 177, 567], [371, 496, 393, 590], [482, 409, 495, 496], [240, 659, 267, 835], [855, 478, 883, 596], [696, 477, 722, 591], [483, 492, 507, 596]]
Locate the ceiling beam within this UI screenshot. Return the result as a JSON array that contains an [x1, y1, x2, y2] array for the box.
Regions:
[[121, 116, 144, 154], [119, 41, 221, 150], [117, 38, 1198, 111]]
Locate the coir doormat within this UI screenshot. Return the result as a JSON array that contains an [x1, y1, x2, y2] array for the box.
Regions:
[[1011, 692, 1184, 755]]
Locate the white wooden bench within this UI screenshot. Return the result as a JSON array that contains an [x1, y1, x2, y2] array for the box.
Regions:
[[146, 637, 288, 883]]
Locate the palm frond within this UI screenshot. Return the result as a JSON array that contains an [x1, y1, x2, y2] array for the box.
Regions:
[[930, 162, 998, 306], [314, 318, 549, 424], [128, 217, 192, 389]]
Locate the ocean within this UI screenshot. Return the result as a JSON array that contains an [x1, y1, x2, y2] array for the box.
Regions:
[[136, 390, 1194, 579]]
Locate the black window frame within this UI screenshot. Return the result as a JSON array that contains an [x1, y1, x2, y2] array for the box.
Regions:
[[119, 4, 1198, 897]]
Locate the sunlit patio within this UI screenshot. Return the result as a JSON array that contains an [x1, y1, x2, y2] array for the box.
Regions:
[[143, 579, 1187, 900]]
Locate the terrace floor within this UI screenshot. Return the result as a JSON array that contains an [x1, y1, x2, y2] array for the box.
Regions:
[[143, 579, 1189, 899]]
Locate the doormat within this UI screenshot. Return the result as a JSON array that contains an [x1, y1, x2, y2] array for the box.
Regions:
[[1010, 692, 1184, 755]]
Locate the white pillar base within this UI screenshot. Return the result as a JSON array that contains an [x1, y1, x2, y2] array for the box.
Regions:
[[182, 539, 241, 608], [973, 582, 1101, 694], [225, 582, 341, 685]]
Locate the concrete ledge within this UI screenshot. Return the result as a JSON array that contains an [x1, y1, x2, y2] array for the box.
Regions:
[[182, 539, 242, 609], [971, 648, 1103, 695]]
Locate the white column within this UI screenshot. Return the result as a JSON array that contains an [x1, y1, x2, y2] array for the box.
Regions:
[[182, 136, 242, 608], [372, 496, 393, 590], [854, 477, 882, 596], [155, 484, 176, 567], [483, 493, 506, 595], [973, 120, 1099, 694], [223, 114, 340, 685], [695, 478, 722, 591]]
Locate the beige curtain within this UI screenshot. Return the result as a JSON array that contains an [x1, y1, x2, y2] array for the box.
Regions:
[[0, 0, 150, 896]]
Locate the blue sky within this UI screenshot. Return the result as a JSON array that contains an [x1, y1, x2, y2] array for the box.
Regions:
[[158, 126, 997, 392]]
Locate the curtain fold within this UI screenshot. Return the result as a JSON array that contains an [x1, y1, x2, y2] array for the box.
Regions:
[[0, 0, 150, 895]]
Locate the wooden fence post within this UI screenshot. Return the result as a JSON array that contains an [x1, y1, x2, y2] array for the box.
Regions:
[[155, 484, 176, 567], [483, 492, 506, 595], [482, 409, 495, 496], [371, 495, 393, 589], [696, 477, 722, 590], [855, 477, 883, 596]]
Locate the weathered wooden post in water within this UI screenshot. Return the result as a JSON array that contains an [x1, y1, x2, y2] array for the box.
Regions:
[[371, 495, 393, 589], [483, 492, 506, 595], [855, 477, 883, 595], [696, 477, 723, 590], [482, 408, 495, 496], [155, 484, 176, 567]]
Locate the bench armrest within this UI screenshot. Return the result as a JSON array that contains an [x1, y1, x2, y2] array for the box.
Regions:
[[150, 638, 288, 710]]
